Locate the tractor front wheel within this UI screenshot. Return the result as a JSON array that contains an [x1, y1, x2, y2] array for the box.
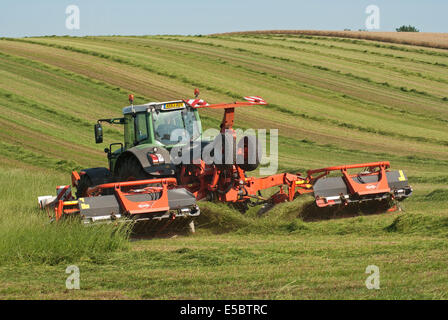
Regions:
[[75, 174, 93, 198], [117, 156, 150, 181]]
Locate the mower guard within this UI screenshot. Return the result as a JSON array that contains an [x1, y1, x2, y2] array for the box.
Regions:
[[309, 162, 412, 207], [54, 178, 200, 224]]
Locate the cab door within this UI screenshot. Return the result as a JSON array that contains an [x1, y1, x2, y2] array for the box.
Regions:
[[134, 112, 149, 144]]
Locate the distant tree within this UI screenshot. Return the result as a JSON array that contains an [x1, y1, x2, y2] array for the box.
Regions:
[[396, 25, 420, 32]]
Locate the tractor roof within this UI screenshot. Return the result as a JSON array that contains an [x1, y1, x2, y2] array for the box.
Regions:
[[122, 100, 187, 115]]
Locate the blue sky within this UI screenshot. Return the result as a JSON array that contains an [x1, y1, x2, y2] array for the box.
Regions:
[[0, 0, 446, 37]]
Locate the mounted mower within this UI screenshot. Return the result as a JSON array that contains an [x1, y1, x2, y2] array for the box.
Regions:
[[38, 91, 412, 234]]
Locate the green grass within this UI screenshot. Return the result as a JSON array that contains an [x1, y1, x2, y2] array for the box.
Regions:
[[0, 169, 131, 266], [0, 33, 447, 299]]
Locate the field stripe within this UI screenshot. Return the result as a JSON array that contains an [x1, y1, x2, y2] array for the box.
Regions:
[[148, 36, 448, 117], [162, 36, 448, 102], [19, 37, 448, 146], [6, 37, 448, 159], [1, 36, 447, 173], [218, 36, 448, 87]]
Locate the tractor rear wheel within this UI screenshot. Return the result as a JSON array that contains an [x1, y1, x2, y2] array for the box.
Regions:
[[237, 135, 261, 172]]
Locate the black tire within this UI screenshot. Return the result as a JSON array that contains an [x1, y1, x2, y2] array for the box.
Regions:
[[117, 156, 150, 181], [116, 156, 162, 201], [237, 135, 261, 172], [203, 132, 236, 168], [75, 174, 93, 199]]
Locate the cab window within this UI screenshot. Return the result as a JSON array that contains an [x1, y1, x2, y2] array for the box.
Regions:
[[153, 108, 200, 145], [124, 115, 134, 149], [135, 113, 148, 143]]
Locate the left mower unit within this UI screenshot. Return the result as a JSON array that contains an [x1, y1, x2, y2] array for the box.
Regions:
[[39, 172, 199, 234]]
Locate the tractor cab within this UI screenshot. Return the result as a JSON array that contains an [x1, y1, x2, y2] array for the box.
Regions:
[[94, 98, 202, 174], [122, 100, 202, 149]]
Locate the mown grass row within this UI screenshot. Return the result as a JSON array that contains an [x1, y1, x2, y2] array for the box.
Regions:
[[0, 51, 151, 108], [198, 199, 448, 238], [242, 34, 448, 67], [2, 36, 448, 163], [139, 36, 448, 131], [0, 90, 113, 166], [129, 36, 448, 129], [4, 38, 241, 100], [217, 36, 448, 87], [3, 36, 447, 164], [96, 36, 448, 125], [17, 35, 448, 122], [82, 36, 448, 146], [28, 36, 448, 150], [0, 142, 83, 172], [236, 32, 448, 55], [160, 36, 448, 102]]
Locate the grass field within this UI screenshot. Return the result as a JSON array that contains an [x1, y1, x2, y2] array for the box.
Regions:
[[217, 30, 448, 49], [0, 32, 447, 299]]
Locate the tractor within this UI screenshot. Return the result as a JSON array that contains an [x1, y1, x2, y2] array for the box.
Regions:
[[38, 92, 412, 234]]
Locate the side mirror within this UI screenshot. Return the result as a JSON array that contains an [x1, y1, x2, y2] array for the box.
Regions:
[[94, 123, 103, 144]]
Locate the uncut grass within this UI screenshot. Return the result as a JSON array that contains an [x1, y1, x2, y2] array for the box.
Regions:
[[0, 168, 131, 266], [0, 164, 447, 298], [3, 234, 448, 299], [2, 191, 448, 299]]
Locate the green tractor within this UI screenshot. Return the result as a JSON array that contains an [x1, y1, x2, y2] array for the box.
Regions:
[[79, 96, 209, 198]]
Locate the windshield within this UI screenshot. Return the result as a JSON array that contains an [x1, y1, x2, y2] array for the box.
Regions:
[[153, 108, 200, 145]]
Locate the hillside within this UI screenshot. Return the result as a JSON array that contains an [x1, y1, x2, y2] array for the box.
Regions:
[[215, 30, 448, 49], [0, 33, 447, 299]]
